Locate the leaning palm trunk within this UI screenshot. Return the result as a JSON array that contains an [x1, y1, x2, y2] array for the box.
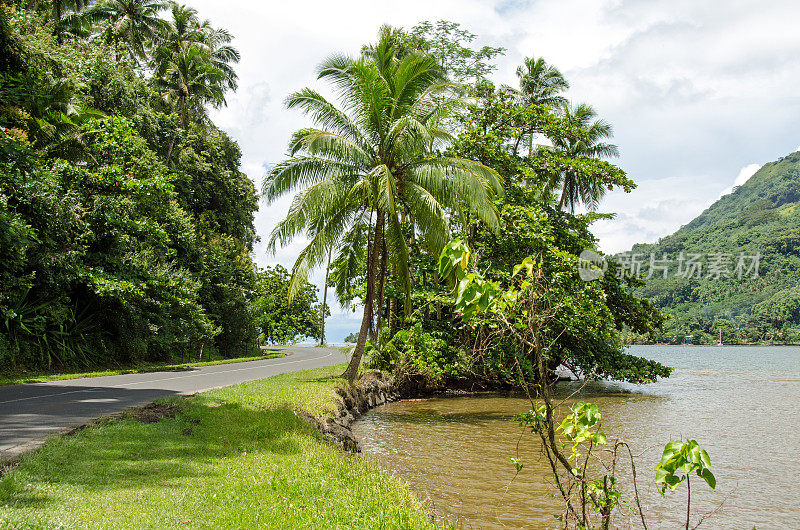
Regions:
[[343, 210, 383, 381], [318, 247, 331, 345], [373, 237, 387, 344], [263, 27, 503, 383]]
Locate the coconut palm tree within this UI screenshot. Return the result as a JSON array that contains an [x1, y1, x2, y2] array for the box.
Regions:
[[195, 21, 239, 93], [545, 103, 620, 212], [505, 55, 569, 155], [86, 0, 169, 62], [513, 55, 569, 108], [154, 3, 203, 51], [155, 42, 224, 130], [263, 26, 503, 381], [153, 4, 239, 98]]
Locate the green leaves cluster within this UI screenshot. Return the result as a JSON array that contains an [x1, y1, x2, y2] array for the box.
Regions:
[[438, 239, 500, 319], [250, 265, 324, 345], [655, 439, 716, 493], [0, 3, 259, 369], [367, 322, 453, 381], [559, 402, 607, 454], [436, 232, 671, 384]]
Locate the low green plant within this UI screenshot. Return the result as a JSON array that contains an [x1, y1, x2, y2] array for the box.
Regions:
[[655, 439, 716, 529], [517, 401, 627, 528]]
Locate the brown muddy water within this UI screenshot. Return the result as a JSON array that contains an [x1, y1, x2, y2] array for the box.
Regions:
[[351, 346, 800, 528]]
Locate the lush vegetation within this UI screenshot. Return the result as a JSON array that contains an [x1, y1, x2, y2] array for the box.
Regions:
[[0, 1, 320, 372], [623, 151, 800, 344], [0, 364, 434, 528], [251, 265, 325, 345], [265, 21, 666, 386], [263, 26, 506, 380], [1, 2, 671, 380]]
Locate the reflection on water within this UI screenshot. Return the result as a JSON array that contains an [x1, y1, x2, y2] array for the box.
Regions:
[[352, 346, 800, 528]]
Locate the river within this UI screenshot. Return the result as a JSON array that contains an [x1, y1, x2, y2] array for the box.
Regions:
[[351, 345, 800, 528]]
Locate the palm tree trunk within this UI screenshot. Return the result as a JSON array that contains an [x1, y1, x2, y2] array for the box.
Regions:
[[166, 132, 178, 164], [318, 247, 332, 346], [389, 298, 397, 330], [343, 210, 383, 381], [373, 237, 387, 344]]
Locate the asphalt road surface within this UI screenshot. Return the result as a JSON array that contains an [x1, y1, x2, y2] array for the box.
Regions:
[[0, 346, 348, 461]]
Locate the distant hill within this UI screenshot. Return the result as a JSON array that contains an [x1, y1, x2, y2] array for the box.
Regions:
[[620, 151, 800, 344]]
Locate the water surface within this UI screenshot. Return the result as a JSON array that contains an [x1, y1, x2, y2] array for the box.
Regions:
[[352, 346, 800, 528]]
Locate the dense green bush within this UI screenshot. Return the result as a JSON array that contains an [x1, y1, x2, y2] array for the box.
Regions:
[[365, 323, 461, 382], [250, 265, 325, 345], [0, 3, 270, 369]]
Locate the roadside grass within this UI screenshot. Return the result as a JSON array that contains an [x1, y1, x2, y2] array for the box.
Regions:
[[0, 350, 287, 387], [0, 364, 435, 529]]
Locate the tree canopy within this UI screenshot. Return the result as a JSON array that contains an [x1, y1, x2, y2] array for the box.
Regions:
[[0, 1, 320, 370], [264, 25, 505, 380]]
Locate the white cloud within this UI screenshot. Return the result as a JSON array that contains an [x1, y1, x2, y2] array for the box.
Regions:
[[718, 162, 762, 197], [734, 164, 761, 186], [177, 0, 800, 339], [592, 173, 725, 253], [596, 161, 766, 253]]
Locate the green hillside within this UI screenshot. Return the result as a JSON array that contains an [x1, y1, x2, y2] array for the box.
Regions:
[[622, 150, 800, 344]]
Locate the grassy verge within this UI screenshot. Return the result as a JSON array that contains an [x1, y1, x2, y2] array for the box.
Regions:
[[0, 350, 287, 386], [0, 364, 435, 529]]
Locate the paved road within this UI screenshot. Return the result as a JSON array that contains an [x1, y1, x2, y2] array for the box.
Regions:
[[0, 346, 348, 461]]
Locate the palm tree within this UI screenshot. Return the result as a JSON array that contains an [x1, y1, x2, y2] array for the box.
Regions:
[[513, 56, 569, 108], [86, 0, 170, 62], [263, 26, 503, 381], [30, 0, 92, 42], [545, 103, 619, 212], [150, 5, 239, 161], [195, 21, 240, 93], [155, 42, 224, 130], [153, 4, 239, 93], [155, 3, 203, 51], [505, 55, 569, 155]]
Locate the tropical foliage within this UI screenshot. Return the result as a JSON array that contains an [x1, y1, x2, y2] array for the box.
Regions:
[[251, 265, 325, 345], [0, 1, 315, 370], [264, 26, 505, 380], [262, 21, 663, 386]]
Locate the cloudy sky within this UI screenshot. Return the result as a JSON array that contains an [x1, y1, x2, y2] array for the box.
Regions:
[[184, 0, 800, 340]]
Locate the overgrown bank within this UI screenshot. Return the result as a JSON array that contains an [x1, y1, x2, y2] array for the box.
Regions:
[[0, 364, 434, 529]]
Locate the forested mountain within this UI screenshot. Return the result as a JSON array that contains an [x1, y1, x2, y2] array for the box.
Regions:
[[623, 150, 800, 344], [0, 1, 322, 371]]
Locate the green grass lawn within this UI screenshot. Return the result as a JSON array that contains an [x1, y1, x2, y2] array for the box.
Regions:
[[0, 351, 287, 386], [0, 364, 434, 529]]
